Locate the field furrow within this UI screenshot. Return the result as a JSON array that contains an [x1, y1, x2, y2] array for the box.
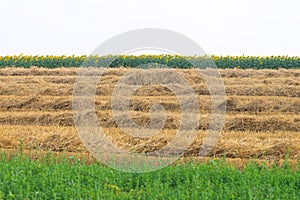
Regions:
[[0, 125, 299, 159]]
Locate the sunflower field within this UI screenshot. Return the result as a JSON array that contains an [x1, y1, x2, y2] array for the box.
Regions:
[[0, 54, 299, 69]]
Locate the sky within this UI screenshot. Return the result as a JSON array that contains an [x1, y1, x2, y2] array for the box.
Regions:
[[0, 0, 299, 56]]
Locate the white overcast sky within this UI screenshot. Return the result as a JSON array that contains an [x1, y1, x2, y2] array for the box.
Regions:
[[0, 0, 299, 56]]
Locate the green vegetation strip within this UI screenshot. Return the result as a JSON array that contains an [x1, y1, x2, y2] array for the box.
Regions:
[[0, 55, 299, 69], [0, 153, 299, 199]]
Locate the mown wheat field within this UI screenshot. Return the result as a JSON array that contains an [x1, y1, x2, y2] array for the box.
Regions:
[[0, 67, 299, 165]]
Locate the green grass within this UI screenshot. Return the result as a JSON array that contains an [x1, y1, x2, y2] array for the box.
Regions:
[[0, 153, 299, 200]]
